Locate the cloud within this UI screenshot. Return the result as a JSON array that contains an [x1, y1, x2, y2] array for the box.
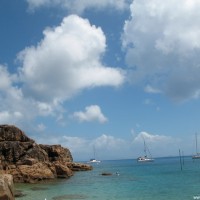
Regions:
[[62, 136, 89, 154], [133, 131, 172, 143], [0, 14, 125, 130], [32, 130, 185, 160], [0, 111, 23, 124], [132, 131, 181, 157], [91, 134, 130, 160], [122, 0, 200, 102], [0, 65, 27, 125], [72, 105, 108, 123], [0, 65, 16, 90], [144, 85, 162, 94], [34, 133, 130, 160], [94, 134, 126, 149], [37, 123, 46, 132], [18, 15, 125, 106], [26, 0, 129, 13], [0, 64, 64, 128]]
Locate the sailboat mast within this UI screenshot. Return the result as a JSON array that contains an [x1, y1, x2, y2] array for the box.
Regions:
[[196, 133, 198, 154], [137, 136, 154, 162], [93, 146, 96, 158], [143, 138, 147, 156]]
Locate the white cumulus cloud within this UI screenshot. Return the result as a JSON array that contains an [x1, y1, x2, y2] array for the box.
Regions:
[[72, 105, 108, 123], [18, 15, 125, 105], [0, 14, 125, 129], [123, 0, 200, 102]]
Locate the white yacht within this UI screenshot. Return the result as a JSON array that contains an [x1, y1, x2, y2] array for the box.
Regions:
[[137, 156, 154, 162], [88, 146, 101, 163], [137, 137, 154, 162], [192, 133, 200, 159], [89, 158, 101, 163]]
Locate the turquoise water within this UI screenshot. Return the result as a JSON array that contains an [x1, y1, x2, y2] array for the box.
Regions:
[[15, 157, 200, 200]]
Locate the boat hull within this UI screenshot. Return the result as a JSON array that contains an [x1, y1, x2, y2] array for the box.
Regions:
[[192, 155, 200, 159], [88, 159, 101, 163], [137, 157, 154, 162]]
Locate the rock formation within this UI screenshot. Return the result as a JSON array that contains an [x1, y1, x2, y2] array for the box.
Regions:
[[0, 174, 14, 200], [0, 124, 92, 183]]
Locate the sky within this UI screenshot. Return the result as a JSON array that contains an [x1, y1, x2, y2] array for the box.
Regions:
[[1, 0, 200, 161]]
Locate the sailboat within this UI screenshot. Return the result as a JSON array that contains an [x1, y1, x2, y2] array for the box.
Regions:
[[88, 146, 101, 163], [137, 137, 154, 162], [192, 133, 200, 159]]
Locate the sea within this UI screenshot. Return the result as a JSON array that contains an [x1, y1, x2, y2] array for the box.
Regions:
[[15, 156, 200, 200]]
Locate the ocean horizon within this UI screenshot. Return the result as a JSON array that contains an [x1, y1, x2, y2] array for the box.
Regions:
[[15, 156, 200, 200]]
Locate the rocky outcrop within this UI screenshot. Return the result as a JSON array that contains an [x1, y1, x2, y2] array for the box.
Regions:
[[0, 125, 92, 183], [39, 144, 73, 162], [66, 162, 93, 171], [0, 174, 14, 200]]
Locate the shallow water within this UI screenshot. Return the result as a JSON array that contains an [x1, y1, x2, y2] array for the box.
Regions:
[[15, 157, 200, 200]]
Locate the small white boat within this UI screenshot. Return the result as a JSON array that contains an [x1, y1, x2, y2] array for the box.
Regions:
[[192, 133, 200, 159], [88, 146, 101, 163], [89, 158, 101, 163], [192, 154, 200, 159], [137, 137, 154, 162], [137, 156, 154, 162]]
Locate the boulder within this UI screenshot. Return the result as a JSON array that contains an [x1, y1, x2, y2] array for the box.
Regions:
[[54, 162, 73, 178], [101, 172, 112, 176], [0, 174, 14, 200], [67, 162, 93, 171], [17, 163, 55, 183]]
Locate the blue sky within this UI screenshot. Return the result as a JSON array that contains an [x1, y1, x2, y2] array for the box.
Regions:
[[1, 0, 200, 161]]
